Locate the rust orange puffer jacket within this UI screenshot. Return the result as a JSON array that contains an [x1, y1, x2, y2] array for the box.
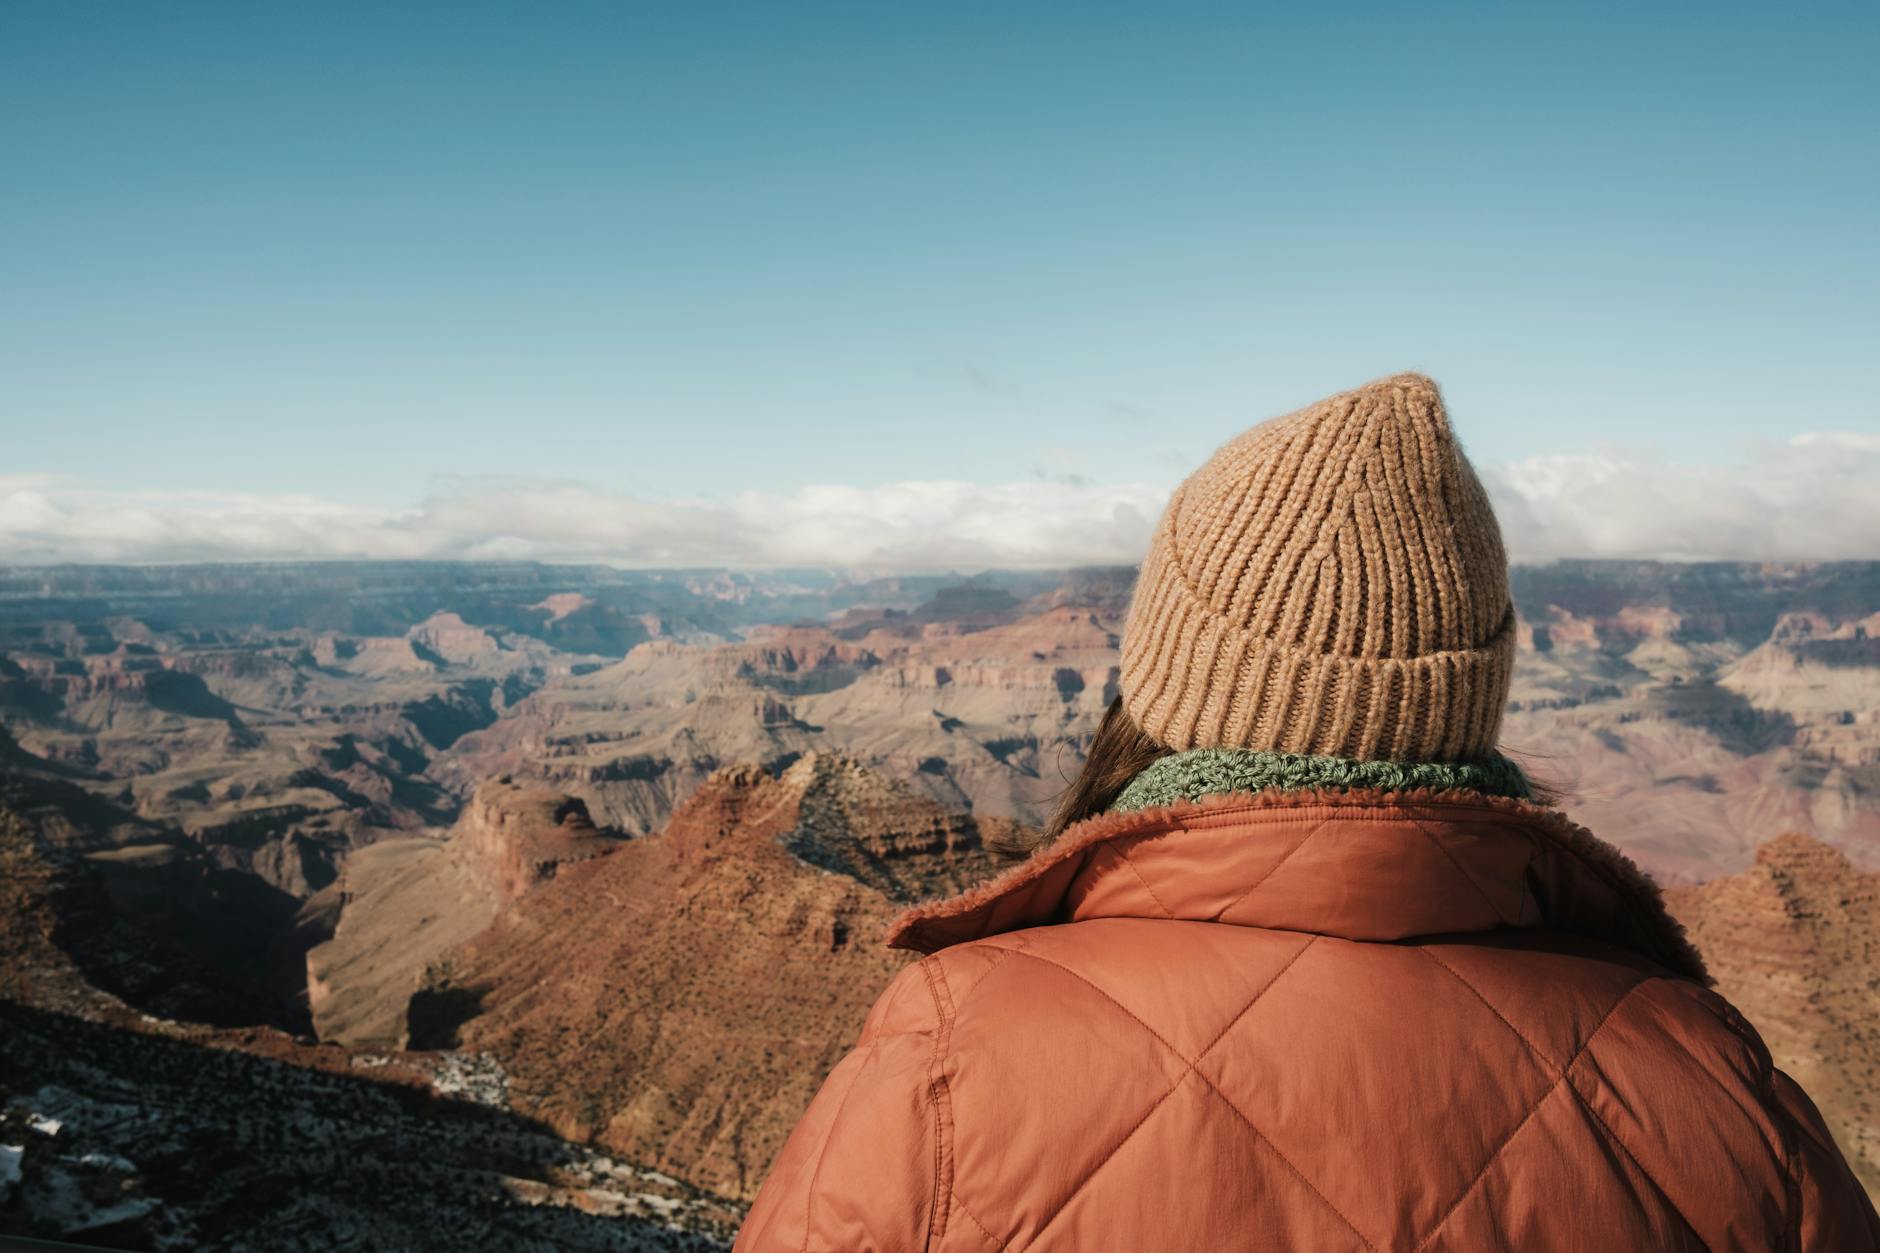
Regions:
[[737, 790, 1879, 1252]]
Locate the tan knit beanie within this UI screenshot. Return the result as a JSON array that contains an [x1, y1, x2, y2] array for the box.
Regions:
[[1119, 372, 1515, 761]]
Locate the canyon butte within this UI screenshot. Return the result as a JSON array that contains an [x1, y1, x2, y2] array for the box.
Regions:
[[1, 559, 1877, 1248]]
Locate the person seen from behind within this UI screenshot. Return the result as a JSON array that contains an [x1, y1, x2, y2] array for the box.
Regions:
[[736, 373, 1878, 1251]]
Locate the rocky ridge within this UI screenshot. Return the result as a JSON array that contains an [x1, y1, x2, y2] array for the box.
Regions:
[[304, 780, 625, 1049], [5, 559, 1880, 1235], [1668, 834, 1880, 1195], [406, 754, 1004, 1201], [0, 789, 739, 1249]]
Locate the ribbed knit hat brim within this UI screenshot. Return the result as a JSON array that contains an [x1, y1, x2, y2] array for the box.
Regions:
[[1120, 373, 1515, 761]]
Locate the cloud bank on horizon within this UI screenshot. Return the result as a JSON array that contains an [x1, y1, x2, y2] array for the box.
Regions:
[[4, 433, 1876, 569]]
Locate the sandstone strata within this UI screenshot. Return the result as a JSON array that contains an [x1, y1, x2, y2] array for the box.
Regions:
[[305, 778, 623, 1047], [413, 755, 1006, 1201]]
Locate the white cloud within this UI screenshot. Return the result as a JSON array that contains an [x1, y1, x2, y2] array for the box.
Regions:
[[0, 476, 1166, 569], [1789, 430, 1880, 454], [2, 431, 1875, 568], [1482, 432, 1880, 563]]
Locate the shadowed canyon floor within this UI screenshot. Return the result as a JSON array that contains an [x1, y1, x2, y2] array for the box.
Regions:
[[3, 559, 1878, 1243]]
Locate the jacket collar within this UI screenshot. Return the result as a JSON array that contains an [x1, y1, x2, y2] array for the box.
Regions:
[[887, 788, 1708, 984]]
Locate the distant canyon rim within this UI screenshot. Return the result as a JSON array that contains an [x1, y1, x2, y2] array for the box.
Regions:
[[1, 558, 1876, 1246]]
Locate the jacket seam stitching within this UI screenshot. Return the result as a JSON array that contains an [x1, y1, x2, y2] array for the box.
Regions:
[[977, 931, 1035, 976], [1410, 976, 1656, 1249], [996, 948, 1187, 1061], [862, 961, 920, 1041], [1556, 978, 1712, 1251], [1507, 826, 1704, 981], [1016, 937, 1352, 1249], [1022, 1068, 1195, 1248], [1655, 1005, 1792, 1159], [1729, 998, 1805, 1253], [1563, 1072, 1713, 1252], [1406, 819, 1522, 926], [1411, 1079, 1565, 1251], [934, 933, 1032, 1248], [1181, 937, 1376, 1252], [1666, 992, 1804, 1247], [1417, 947, 1564, 1072], [950, 1190, 1005, 1250], [919, 956, 959, 1251], [1208, 817, 1333, 921], [797, 1037, 880, 1253], [1107, 842, 1178, 919], [1186, 1066, 1379, 1251], [891, 794, 1706, 986]]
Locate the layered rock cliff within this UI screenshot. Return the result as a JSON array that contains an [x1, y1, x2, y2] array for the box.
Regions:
[[409, 754, 1007, 1201], [304, 778, 624, 1048], [449, 777, 620, 905]]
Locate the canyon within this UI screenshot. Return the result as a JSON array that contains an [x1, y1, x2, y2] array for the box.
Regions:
[[2, 558, 1877, 1245]]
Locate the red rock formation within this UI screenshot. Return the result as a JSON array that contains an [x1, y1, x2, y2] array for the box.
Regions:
[[406, 611, 504, 662], [434, 602, 1127, 838], [413, 755, 1007, 1200], [305, 781, 628, 1047], [448, 778, 622, 905], [1667, 834, 1880, 1198]]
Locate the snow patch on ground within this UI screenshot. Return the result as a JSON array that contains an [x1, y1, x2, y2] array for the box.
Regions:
[[427, 1051, 509, 1108], [78, 1150, 137, 1171], [0, 1144, 22, 1200], [16, 1085, 92, 1130]]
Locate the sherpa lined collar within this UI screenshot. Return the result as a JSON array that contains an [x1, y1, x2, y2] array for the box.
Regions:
[[887, 788, 1708, 984], [1109, 748, 1531, 812]]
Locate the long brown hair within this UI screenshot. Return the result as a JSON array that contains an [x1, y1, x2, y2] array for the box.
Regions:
[[1020, 696, 1170, 857], [1017, 695, 1567, 859]]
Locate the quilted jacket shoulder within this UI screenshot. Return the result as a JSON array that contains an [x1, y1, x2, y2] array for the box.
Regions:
[[737, 792, 1879, 1252]]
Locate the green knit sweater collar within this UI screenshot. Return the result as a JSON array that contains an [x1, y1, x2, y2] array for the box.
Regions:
[[1109, 748, 1531, 814]]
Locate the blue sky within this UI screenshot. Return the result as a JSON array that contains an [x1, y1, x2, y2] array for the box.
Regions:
[[2, 2, 1876, 565]]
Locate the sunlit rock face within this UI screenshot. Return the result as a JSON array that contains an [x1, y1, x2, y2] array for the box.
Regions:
[[1668, 833, 1880, 1197], [5, 557, 1880, 1231]]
